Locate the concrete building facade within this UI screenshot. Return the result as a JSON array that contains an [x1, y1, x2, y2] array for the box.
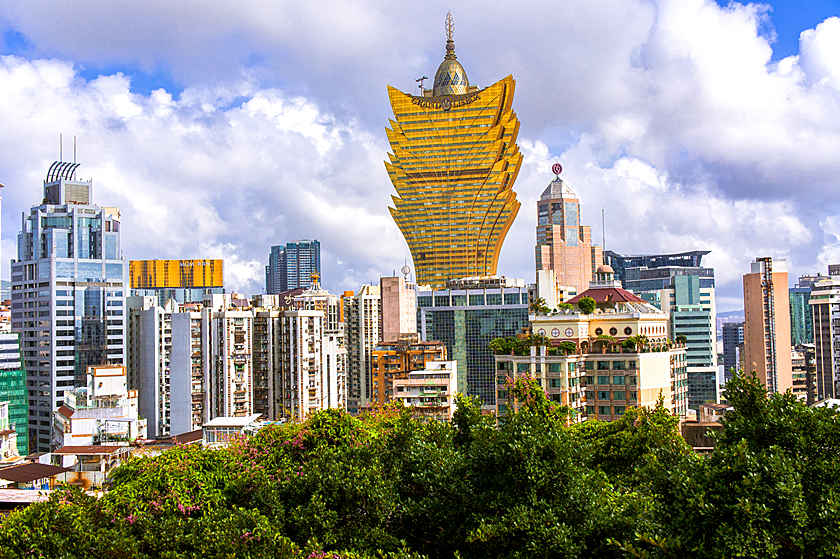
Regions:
[[743, 257, 792, 394], [379, 276, 417, 343], [344, 285, 381, 413]]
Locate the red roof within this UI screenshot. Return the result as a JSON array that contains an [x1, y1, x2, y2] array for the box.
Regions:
[[170, 429, 202, 444], [0, 463, 72, 483], [53, 445, 129, 455], [568, 287, 646, 305], [57, 405, 74, 419], [0, 430, 14, 437]]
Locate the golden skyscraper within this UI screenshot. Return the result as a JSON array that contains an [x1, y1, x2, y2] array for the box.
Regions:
[[385, 13, 522, 287]]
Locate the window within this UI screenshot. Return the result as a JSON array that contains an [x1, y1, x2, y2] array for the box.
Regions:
[[613, 391, 626, 401], [597, 375, 609, 385], [584, 361, 594, 370], [595, 328, 603, 335], [626, 375, 637, 385], [585, 406, 595, 415], [550, 379, 564, 388], [597, 361, 610, 370], [614, 406, 626, 415], [516, 363, 530, 373], [628, 392, 637, 402], [504, 293, 520, 305], [612, 375, 625, 385], [598, 391, 610, 400], [598, 406, 610, 416], [624, 327, 632, 335], [548, 363, 563, 373], [627, 361, 637, 370], [609, 327, 617, 335], [612, 361, 625, 370]]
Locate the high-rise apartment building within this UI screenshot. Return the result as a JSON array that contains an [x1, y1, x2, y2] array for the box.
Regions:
[[790, 274, 818, 346], [129, 259, 223, 305], [721, 321, 744, 380], [535, 167, 603, 295], [743, 257, 792, 394], [170, 309, 205, 434], [417, 277, 530, 404], [344, 285, 381, 413], [791, 343, 816, 404], [635, 272, 717, 411], [385, 14, 522, 287], [380, 275, 417, 343], [809, 277, 840, 400], [0, 333, 27, 455], [265, 240, 321, 294], [204, 310, 255, 418], [12, 162, 126, 451]]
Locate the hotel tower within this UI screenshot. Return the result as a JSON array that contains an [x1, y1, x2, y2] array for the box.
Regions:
[[385, 13, 522, 287]]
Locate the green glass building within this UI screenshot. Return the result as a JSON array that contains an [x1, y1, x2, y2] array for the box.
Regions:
[[790, 286, 813, 346], [0, 333, 28, 456], [417, 278, 529, 404]]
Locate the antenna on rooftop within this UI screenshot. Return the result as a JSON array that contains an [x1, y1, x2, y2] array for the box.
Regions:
[[73, 136, 77, 164], [602, 208, 606, 250], [59, 133, 63, 161]]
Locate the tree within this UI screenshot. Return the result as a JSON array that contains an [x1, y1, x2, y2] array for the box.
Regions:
[[529, 297, 550, 315], [577, 296, 596, 314]]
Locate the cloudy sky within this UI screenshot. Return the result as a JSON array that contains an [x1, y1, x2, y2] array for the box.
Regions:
[[1, 0, 838, 311]]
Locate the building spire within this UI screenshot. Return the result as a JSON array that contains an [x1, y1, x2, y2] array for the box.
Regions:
[[445, 12, 456, 60]]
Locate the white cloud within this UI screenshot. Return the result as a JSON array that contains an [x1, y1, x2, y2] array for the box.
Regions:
[[1, 0, 840, 311]]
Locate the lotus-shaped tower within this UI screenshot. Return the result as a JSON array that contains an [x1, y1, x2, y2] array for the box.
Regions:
[[385, 13, 522, 287]]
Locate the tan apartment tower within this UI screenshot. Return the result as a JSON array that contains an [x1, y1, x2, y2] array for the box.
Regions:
[[743, 257, 792, 393], [535, 164, 603, 295], [380, 274, 417, 343]]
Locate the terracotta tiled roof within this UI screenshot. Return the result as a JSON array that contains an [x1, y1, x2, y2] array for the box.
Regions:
[[57, 405, 75, 419], [53, 445, 129, 455], [0, 463, 72, 483], [568, 287, 646, 304]]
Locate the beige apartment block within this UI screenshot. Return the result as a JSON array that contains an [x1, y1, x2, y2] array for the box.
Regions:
[[743, 257, 792, 394]]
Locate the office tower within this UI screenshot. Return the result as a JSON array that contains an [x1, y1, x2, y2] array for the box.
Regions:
[[129, 259, 223, 305], [417, 277, 530, 404], [809, 277, 840, 400], [791, 344, 816, 404], [392, 360, 459, 420], [385, 14, 522, 288], [635, 270, 717, 412], [535, 166, 603, 295], [204, 309, 255, 418], [343, 285, 381, 413], [0, 333, 27, 455], [371, 337, 447, 406], [605, 250, 710, 286], [265, 240, 321, 294], [722, 322, 744, 381], [790, 275, 817, 346], [380, 275, 417, 343], [513, 280, 688, 421], [743, 257, 792, 394], [12, 161, 126, 452]]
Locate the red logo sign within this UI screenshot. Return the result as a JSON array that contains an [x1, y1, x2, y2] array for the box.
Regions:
[[552, 163, 562, 176]]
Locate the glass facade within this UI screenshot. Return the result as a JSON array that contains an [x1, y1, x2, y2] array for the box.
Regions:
[[418, 284, 529, 404], [385, 34, 522, 287], [0, 333, 28, 456], [265, 240, 321, 294], [789, 287, 813, 346], [12, 170, 126, 452]]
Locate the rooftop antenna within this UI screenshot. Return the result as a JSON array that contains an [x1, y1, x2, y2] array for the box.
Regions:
[[59, 133, 63, 161], [602, 208, 606, 250], [416, 75, 428, 93], [73, 136, 76, 164]]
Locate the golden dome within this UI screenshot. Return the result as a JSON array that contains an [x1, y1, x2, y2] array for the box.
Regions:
[[433, 12, 469, 96]]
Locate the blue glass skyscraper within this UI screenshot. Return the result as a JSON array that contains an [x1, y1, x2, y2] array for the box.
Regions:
[[12, 162, 126, 451], [265, 240, 321, 294]]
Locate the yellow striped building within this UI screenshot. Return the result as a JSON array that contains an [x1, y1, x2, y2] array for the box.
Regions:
[[385, 13, 522, 288], [129, 259, 223, 289]]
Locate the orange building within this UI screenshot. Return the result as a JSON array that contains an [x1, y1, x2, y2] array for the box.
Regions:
[[370, 337, 448, 406], [129, 259, 223, 289], [535, 165, 603, 296], [743, 257, 792, 394]]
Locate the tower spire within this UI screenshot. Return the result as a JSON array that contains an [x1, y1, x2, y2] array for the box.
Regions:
[[445, 12, 456, 60]]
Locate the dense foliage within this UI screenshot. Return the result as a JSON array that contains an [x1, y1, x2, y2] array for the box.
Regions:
[[2, 373, 839, 558]]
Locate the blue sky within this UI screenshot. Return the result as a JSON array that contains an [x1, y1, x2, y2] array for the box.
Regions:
[[0, 0, 839, 311]]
